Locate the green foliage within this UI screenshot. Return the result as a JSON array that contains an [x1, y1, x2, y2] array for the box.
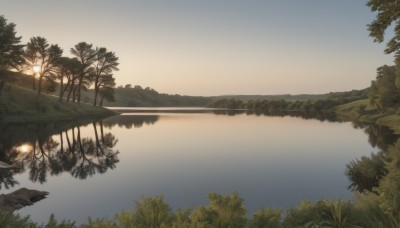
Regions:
[[208, 97, 350, 114], [0, 15, 24, 71], [131, 194, 171, 227], [283, 200, 362, 228], [189, 206, 214, 227], [283, 200, 326, 227], [250, 208, 281, 228], [82, 217, 118, 228], [212, 90, 368, 102], [171, 208, 191, 228], [375, 140, 400, 215], [44, 214, 75, 228], [206, 192, 247, 227], [345, 152, 386, 193], [368, 65, 400, 112], [84, 85, 210, 107], [367, 0, 400, 93], [320, 201, 361, 228], [0, 212, 33, 228], [189, 192, 247, 227], [208, 98, 245, 109], [367, 0, 400, 56], [346, 139, 400, 227]]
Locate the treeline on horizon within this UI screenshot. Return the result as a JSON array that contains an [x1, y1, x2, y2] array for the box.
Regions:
[[208, 89, 367, 112]]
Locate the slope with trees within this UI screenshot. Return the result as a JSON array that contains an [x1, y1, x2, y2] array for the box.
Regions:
[[79, 84, 211, 107], [0, 15, 120, 120]]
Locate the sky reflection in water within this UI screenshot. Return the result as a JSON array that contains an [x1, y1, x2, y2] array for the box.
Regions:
[[0, 110, 395, 224]]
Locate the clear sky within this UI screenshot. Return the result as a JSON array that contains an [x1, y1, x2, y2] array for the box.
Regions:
[[2, 0, 395, 96]]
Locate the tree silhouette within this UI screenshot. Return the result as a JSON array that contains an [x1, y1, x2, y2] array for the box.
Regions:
[[0, 120, 120, 185], [99, 85, 115, 107], [56, 57, 81, 102], [24, 36, 63, 95], [70, 42, 97, 103], [0, 15, 24, 71], [92, 47, 119, 106]]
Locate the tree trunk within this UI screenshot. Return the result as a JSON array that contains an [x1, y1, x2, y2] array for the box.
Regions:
[[59, 78, 64, 101], [72, 86, 77, 103], [93, 122, 100, 155], [77, 74, 83, 103], [37, 75, 42, 95], [100, 120, 105, 144], [32, 75, 36, 90], [67, 83, 74, 102], [100, 96, 104, 107], [93, 87, 99, 106], [59, 133, 64, 154]]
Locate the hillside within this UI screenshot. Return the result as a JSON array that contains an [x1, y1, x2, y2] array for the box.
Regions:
[[80, 86, 211, 107], [0, 84, 115, 121], [212, 89, 368, 102], [335, 99, 400, 133], [79, 87, 367, 107]]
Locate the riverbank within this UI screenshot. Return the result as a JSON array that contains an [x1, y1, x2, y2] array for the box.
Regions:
[[335, 99, 400, 133], [0, 85, 117, 122]]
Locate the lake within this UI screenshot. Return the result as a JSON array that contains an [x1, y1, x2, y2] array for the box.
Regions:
[[0, 108, 397, 224]]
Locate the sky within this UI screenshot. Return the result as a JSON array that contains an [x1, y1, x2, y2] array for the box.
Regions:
[[1, 0, 395, 96]]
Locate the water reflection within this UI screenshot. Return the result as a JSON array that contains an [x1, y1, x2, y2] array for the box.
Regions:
[[1, 111, 397, 191], [102, 115, 159, 129], [213, 109, 340, 122], [0, 119, 119, 188], [211, 110, 400, 150], [352, 122, 399, 151]]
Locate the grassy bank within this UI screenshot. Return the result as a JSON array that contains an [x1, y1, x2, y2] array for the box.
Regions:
[[336, 99, 400, 133], [0, 85, 117, 122]]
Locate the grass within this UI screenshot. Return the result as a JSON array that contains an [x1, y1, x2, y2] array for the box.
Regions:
[[0, 84, 116, 121], [335, 99, 400, 133]]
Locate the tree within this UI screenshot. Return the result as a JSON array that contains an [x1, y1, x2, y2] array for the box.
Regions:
[[367, 65, 400, 111], [190, 192, 247, 227], [56, 57, 81, 101], [375, 140, 400, 216], [24, 37, 63, 95], [345, 152, 386, 193], [0, 15, 24, 71], [70, 42, 97, 103], [99, 85, 115, 107], [251, 208, 282, 228], [92, 47, 119, 106], [132, 195, 171, 227], [367, 0, 400, 86]]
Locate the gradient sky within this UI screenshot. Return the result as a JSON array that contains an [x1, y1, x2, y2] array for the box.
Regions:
[[2, 0, 395, 96]]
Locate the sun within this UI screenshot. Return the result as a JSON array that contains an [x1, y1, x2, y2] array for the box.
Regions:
[[33, 65, 41, 73], [18, 144, 32, 153]]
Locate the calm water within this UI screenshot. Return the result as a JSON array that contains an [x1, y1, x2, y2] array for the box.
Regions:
[[0, 108, 397, 224]]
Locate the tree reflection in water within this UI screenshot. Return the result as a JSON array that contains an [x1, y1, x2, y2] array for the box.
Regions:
[[0, 112, 398, 192], [0, 119, 119, 188]]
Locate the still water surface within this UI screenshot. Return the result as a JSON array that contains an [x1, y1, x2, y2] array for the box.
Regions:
[[0, 108, 396, 224]]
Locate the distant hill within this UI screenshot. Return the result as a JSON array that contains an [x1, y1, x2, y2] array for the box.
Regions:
[[82, 87, 367, 107], [80, 86, 211, 107], [211, 89, 368, 102]]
